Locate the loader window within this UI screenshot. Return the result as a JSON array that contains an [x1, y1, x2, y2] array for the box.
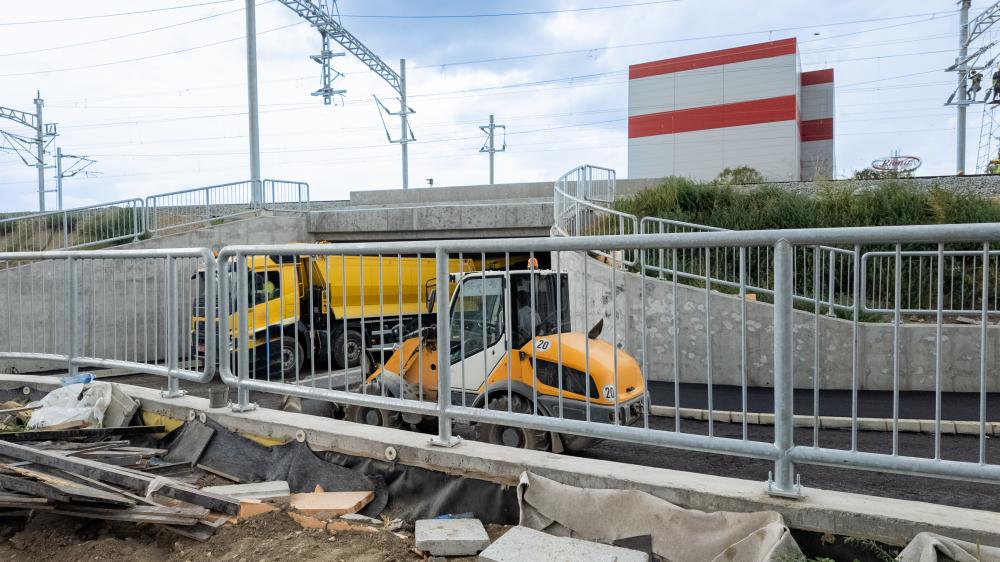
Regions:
[[450, 276, 504, 361], [511, 273, 566, 348]]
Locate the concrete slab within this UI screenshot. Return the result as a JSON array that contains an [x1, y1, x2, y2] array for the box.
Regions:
[[479, 526, 648, 562], [415, 518, 490, 556]]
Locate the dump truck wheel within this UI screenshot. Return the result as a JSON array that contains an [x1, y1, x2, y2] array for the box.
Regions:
[[479, 394, 551, 452], [277, 336, 304, 379], [333, 329, 364, 368]]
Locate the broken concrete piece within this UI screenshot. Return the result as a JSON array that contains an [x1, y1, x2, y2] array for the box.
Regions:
[[479, 526, 648, 562], [339, 513, 380, 525], [203, 481, 290, 502], [288, 511, 327, 530], [288, 491, 373, 516], [414, 518, 490, 556], [386, 518, 404, 532]]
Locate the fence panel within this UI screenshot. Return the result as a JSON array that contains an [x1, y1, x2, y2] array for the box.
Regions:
[[0, 199, 144, 252], [263, 179, 311, 212], [0, 248, 216, 395], [145, 180, 258, 234]]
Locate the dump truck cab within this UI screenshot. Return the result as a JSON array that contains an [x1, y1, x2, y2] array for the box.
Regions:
[[350, 269, 646, 453]]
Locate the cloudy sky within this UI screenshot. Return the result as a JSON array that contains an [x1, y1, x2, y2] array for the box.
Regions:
[[0, 1, 982, 211]]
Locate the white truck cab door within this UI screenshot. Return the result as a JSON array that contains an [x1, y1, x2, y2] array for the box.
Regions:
[[449, 276, 507, 392]]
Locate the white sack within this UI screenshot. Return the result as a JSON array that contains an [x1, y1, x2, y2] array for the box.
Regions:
[[27, 382, 112, 429]]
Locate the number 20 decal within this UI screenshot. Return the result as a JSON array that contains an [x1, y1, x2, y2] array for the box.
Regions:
[[603, 385, 616, 400], [535, 339, 551, 351]]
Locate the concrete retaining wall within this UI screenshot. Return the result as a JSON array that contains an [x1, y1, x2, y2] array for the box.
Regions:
[[563, 251, 999, 392]]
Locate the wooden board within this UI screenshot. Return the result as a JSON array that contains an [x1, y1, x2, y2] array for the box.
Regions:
[[288, 491, 374, 516], [0, 426, 164, 442]]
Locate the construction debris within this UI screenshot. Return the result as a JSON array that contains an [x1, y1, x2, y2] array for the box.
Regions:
[[202, 480, 290, 502], [414, 517, 491, 556], [480, 526, 648, 562], [288, 490, 374, 516]]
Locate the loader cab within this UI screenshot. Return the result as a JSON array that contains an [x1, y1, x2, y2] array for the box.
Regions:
[[447, 270, 569, 392]]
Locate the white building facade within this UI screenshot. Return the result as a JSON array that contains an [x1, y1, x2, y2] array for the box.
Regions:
[[627, 38, 835, 182]]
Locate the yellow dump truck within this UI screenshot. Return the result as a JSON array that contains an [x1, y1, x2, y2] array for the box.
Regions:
[[344, 269, 646, 453], [193, 254, 470, 378]]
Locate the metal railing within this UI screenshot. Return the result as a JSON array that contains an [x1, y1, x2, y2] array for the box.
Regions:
[[556, 166, 1000, 316], [0, 198, 145, 252], [2, 223, 1000, 497], [0, 179, 311, 251], [554, 165, 637, 264], [0, 248, 216, 396]]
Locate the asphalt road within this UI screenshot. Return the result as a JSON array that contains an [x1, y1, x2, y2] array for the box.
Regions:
[[649, 381, 1000, 422], [111, 373, 1000, 512]]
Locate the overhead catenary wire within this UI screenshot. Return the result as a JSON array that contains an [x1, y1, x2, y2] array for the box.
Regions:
[[0, 0, 238, 26]]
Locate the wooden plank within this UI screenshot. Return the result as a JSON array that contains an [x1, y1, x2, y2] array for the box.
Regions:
[[288, 491, 374, 516], [0, 440, 240, 515], [0, 473, 71, 502], [51, 505, 204, 525], [2, 465, 134, 506], [201, 481, 290, 502], [0, 426, 164, 442], [0, 405, 40, 416]]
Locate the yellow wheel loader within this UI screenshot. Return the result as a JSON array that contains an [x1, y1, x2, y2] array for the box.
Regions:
[[344, 269, 646, 453]]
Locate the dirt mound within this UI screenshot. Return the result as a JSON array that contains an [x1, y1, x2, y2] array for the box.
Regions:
[[0, 511, 419, 562]]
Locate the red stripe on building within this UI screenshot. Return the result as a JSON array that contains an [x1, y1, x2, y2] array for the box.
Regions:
[[628, 95, 797, 139], [629, 38, 797, 80], [801, 69, 834, 86], [800, 118, 833, 142]]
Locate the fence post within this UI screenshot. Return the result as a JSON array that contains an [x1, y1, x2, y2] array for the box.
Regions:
[[62, 212, 70, 249], [163, 256, 186, 398], [233, 253, 256, 411], [768, 239, 802, 498], [430, 247, 460, 447], [66, 257, 79, 378]]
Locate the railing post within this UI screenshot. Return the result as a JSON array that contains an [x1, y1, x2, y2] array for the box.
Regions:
[[62, 211, 70, 249], [163, 256, 186, 398], [769, 239, 802, 498], [233, 252, 256, 411], [66, 257, 79, 378], [430, 247, 460, 447]]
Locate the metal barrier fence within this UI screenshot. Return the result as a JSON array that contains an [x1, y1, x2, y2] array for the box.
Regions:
[[554, 166, 636, 263], [203, 221, 1000, 497], [0, 198, 145, 252], [0, 179, 311, 251], [0, 248, 216, 397]]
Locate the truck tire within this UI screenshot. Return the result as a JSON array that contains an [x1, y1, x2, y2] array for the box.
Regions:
[[333, 329, 364, 369], [478, 394, 551, 452], [277, 336, 304, 380]]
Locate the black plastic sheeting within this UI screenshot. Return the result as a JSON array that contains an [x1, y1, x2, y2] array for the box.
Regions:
[[168, 419, 517, 523]]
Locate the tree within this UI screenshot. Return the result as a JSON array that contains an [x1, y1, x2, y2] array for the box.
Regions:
[[714, 166, 765, 185]]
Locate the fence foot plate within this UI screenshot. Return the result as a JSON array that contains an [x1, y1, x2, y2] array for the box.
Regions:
[[231, 402, 258, 413], [429, 435, 462, 448]]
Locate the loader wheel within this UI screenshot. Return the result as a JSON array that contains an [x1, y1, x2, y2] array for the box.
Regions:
[[479, 394, 551, 452], [333, 329, 364, 369], [344, 382, 404, 429]]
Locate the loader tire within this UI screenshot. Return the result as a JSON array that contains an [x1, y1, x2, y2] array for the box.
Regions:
[[344, 382, 404, 429], [479, 394, 551, 452]]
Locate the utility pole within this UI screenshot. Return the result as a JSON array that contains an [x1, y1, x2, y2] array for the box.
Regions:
[[35, 93, 46, 211], [1, 93, 58, 212], [55, 147, 98, 211], [275, 0, 414, 189], [946, 0, 1000, 174], [400, 59, 409, 189], [479, 114, 506, 185], [244, 0, 262, 207]]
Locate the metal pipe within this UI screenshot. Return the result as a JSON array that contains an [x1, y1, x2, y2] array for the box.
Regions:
[[430, 247, 458, 446], [957, 0, 971, 174], [34, 93, 45, 212], [770, 239, 799, 497], [400, 58, 408, 190]]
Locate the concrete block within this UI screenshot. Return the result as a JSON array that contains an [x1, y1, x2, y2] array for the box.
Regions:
[[203, 481, 290, 502], [414, 518, 490, 556], [479, 526, 648, 562]]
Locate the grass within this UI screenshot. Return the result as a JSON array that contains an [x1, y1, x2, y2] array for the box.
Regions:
[[615, 178, 1000, 231]]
